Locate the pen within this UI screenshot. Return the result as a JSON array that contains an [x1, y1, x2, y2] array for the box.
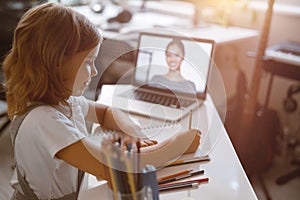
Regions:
[[158, 170, 204, 185], [123, 153, 137, 200], [166, 155, 210, 167], [136, 139, 141, 190], [103, 143, 119, 199], [157, 169, 193, 182], [158, 182, 199, 191], [159, 177, 209, 188], [188, 110, 192, 129]]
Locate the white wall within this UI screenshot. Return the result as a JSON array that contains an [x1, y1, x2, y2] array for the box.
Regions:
[[224, 0, 300, 135]]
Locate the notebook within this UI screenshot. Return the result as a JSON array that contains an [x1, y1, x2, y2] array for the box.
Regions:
[[90, 121, 183, 144], [106, 32, 215, 121]]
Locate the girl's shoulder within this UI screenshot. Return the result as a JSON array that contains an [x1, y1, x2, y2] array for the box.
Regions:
[[20, 96, 88, 121], [26, 105, 64, 121]]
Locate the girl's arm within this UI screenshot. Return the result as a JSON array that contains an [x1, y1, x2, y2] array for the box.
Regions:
[[85, 100, 145, 139], [139, 129, 201, 168], [55, 129, 200, 180], [55, 138, 108, 180], [85, 99, 107, 124]]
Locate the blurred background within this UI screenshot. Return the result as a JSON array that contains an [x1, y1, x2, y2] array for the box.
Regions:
[[0, 0, 299, 199]]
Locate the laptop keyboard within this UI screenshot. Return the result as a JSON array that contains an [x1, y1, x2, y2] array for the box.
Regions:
[[132, 90, 194, 108]]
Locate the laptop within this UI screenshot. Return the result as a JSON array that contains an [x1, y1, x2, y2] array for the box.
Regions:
[[103, 32, 215, 121]]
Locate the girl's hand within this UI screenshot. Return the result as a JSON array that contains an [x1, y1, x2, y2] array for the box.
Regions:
[[102, 107, 165, 149], [108, 131, 158, 150], [140, 139, 158, 147], [102, 107, 152, 140]]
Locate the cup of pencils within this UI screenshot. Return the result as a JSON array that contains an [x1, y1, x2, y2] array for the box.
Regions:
[[101, 135, 159, 200], [107, 186, 151, 200]]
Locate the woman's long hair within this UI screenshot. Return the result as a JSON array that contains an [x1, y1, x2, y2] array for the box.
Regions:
[[3, 2, 102, 119]]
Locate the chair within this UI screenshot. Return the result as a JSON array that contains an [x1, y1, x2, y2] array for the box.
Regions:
[[0, 37, 11, 135], [0, 101, 9, 134], [0, 60, 10, 135], [276, 160, 300, 185], [0, 1, 31, 135], [85, 38, 136, 101], [0, 13, 12, 135], [276, 84, 300, 185]]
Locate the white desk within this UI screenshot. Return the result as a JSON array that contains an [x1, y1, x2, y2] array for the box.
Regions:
[[78, 85, 258, 200]]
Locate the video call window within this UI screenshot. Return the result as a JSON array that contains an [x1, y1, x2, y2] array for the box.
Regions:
[[134, 34, 213, 95]]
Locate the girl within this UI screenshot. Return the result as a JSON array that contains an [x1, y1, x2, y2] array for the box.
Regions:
[[3, 2, 200, 199]]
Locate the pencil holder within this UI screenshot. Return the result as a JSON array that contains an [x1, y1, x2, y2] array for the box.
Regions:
[[107, 186, 153, 200], [106, 165, 160, 200], [141, 165, 159, 200], [100, 136, 159, 200]]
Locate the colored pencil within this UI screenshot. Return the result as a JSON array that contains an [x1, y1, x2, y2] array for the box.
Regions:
[[166, 155, 210, 167], [158, 170, 204, 185], [159, 177, 209, 187], [157, 169, 193, 182], [158, 182, 199, 191]]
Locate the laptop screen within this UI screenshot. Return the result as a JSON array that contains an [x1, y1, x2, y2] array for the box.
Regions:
[[133, 32, 215, 99]]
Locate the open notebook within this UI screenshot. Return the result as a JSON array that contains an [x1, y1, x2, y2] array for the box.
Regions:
[[107, 32, 215, 121]]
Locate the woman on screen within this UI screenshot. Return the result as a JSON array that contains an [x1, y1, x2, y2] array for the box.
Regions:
[[151, 39, 196, 93]]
